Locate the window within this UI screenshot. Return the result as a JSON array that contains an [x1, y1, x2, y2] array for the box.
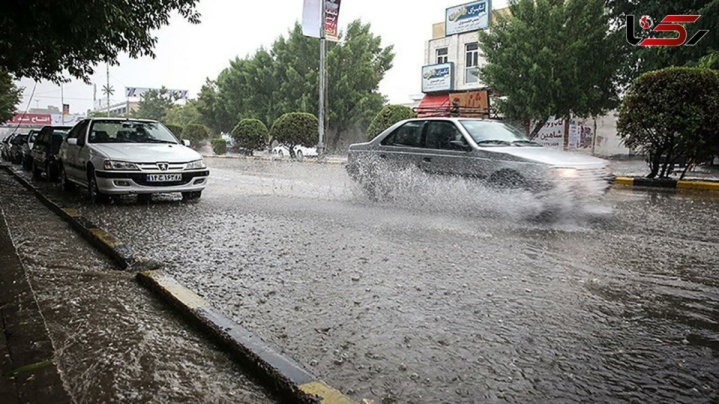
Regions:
[[88, 120, 179, 144], [424, 121, 465, 151], [436, 48, 448, 64], [381, 121, 424, 148], [465, 42, 479, 84], [67, 120, 89, 140]]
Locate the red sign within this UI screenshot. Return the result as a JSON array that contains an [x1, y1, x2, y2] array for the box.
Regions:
[[626, 15, 709, 47], [63, 104, 70, 115], [7, 113, 52, 125]]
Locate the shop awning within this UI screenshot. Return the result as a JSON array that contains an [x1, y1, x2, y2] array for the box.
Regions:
[[415, 94, 450, 117]]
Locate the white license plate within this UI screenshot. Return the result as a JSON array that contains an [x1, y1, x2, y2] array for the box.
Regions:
[[146, 174, 182, 182]]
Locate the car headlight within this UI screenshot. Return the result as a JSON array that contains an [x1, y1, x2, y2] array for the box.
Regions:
[[103, 160, 140, 170], [185, 159, 206, 170], [552, 168, 579, 178]]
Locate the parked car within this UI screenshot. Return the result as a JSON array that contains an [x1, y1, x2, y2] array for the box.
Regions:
[[346, 118, 612, 199], [58, 118, 209, 203], [1, 133, 16, 161], [21, 129, 41, 170], [9, 133, 29, 164], [30, 125, 72, 180], [272, 144, 318, 160]]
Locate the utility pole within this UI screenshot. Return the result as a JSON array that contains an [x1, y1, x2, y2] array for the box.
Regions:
[[106, 64, 111, 117], [317, 0, 326, 161], [60, 84, 64, 115]]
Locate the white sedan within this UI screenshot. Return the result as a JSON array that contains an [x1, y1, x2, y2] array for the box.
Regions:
[[58, 118, 209, 203], [271, 144, 318, 160]]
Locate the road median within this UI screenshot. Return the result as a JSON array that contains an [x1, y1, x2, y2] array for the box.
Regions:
[[613, 176, 719, 192]]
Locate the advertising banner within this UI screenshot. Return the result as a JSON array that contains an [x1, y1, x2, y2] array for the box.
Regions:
[[302, 0, 342, 41], [51, 114, 85, 126], [5, 113, 52, 126], [533, 117, 566, 149], [446, 1, 490, 36], [422, 63, 454, 93], [567, 119, 594, 150]]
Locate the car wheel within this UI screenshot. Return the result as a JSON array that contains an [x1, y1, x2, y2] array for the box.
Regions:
[[181, 191, 202, 202], [60, 164, 75, 191], [23, 157, 31, 171], [45, 162, 57, 181], [488, 170, 528, 190], [296, 150, 304, 162], [31, 160, 42, 179], [88, 169, 108, 204]]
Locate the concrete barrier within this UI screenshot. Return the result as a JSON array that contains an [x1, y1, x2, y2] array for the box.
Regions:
[[613, 176, 719, 192]]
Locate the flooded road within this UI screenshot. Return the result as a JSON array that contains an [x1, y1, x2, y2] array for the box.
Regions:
[[10, 158, 719, 403], [0, 171, 276, 403]]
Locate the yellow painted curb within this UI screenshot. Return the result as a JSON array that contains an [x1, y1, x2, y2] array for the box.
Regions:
[[613, 177, 634, 187], [676, 180, 719, 191], [299, 381, 357, 404], [141, 271, 209, 310]]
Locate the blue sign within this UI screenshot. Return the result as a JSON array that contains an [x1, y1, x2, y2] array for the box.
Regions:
[[446, 1, 490, 35], [422, 63, 454, 93]]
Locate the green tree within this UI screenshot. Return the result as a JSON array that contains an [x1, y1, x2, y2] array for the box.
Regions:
[[617, 67, 719, 179], [183, 124, 209, 149], [479, 0, 619, 137], [211, 138, 227, 155], [165, 100, 201, 128], [0, 69, 22, 124], [202, 20, 394, 153], [133, 87, 180, 121], [606, 0, 719, 87], [366, 105, 416, 140], [270, 113, 318, 158], [196, 79, 236, 134], [231, 119, 269, 154], [0, 1, 200, 82]]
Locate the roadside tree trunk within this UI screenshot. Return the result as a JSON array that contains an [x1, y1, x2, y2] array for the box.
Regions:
[[528, 118, 548, 140]]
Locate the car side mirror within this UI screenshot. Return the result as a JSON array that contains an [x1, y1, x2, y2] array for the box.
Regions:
[[450, 140, 471, 151], [67, 138, 78, 146], [182, 139, 191, 147]]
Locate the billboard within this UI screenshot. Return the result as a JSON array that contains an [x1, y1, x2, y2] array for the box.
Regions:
[[125, 87, 189, 99], [302, 0, 342, 41], [422, 63, 454, 93], [5, 113, 52, 126], [446, 1, 490, 36]]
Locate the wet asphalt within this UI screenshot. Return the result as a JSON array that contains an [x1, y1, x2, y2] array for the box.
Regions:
[[0, 170, 276, 403], [4, 158, 719, 403]]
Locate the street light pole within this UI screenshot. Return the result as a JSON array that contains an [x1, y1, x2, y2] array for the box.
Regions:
[[317, 0, 326, 161]]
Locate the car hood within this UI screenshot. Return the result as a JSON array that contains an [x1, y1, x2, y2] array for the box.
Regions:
[[91, 143, 202, 163], [487, 146, 607, 167]]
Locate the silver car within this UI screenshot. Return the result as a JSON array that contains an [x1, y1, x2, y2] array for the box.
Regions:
[[346, 118, 613, 199]]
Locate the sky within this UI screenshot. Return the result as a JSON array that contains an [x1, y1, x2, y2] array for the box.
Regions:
[[16, 0, 508, 115]]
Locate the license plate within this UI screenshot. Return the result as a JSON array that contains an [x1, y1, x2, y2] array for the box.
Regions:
[[146, 174, 182, 182]]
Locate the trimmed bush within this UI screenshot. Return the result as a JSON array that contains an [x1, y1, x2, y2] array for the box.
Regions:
[[183, 124, 209, 148], [211, 138, 227, 155], [231, 119, 269, 153], [366, 105, 416, 141], [270, 112, 318, 158], [165, 124, 183, 140], [618, 67, 719, 179]]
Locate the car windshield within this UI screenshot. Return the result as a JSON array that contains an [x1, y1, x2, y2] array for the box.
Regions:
[[88, 120, 179, 144], [459, 120, 538, 146]]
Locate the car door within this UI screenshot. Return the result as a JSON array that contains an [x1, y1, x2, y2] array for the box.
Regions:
[[62, 120, 89, 181], [374, 120, 427, 172], [32, 128, 50, 165], [419, 120, 476, 177]]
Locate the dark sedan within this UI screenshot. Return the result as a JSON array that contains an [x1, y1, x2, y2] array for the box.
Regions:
[[31, 126, 72, 180]]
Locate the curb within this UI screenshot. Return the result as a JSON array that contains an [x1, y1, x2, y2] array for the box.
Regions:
[[136, 271, 355, 404], [1, 165, 139, 270], [613, 176, 719, 191], [202, 155, 347, 165]]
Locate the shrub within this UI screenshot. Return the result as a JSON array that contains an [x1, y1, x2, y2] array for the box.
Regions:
[[270, 112, 318, 158], [165, 124, 183, 140], [231, 119, 269, 154], [366, 105, 416, 141], [618, 67, 719, 179], [183, 124, 209, 148], [211, 138, 227, 155]]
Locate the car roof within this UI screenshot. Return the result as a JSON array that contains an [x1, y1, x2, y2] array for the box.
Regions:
[[89, 117, 158, 123]]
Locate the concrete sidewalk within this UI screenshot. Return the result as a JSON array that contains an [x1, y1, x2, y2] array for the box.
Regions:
[[608, 157, 719, 182], [0, 209, 71, 404]]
